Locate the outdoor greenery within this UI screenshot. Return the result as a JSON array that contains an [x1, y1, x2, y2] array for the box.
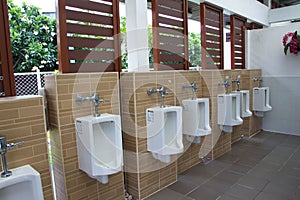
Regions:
[[120, 17, 201, 69], [8, 0, 58, 72]]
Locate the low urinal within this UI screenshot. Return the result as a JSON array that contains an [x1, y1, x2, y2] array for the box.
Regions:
[[0, 165, 44, 200], [232, 90, 252, 118], [146, 106, 183, 163], [75, 114, 123, 184], [182, 98, 211, 143], [253, 87, 272, 117], [218, 93, 243, 133]]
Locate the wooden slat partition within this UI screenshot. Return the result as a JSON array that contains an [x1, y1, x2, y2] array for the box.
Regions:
[[152, 0, 189, 71], [57, 0, 121, 73], [200, 3, 224, 69], [230, 15, 246, 69], [249, 22, 263, 30], [0, 0, 16, 97]]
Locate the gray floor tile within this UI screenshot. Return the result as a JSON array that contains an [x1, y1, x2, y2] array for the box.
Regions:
[[145, 188, 195, 200], [225, 184, 260, 200], [168, 176, 200, 195], [263, 181, 297, 196], [227, 163, 252, 175], [214, 170, 243, 185], [279, 166, 300, 178], [237, 174, 269, 190], [288, 186, 300, 200], [202, 178, 232, 195], [217, 153, 240, 164], [187, 185, 222, 200], [216, 193, 242, 200], [254, 191, 288, 200], [153, 132, 300, 200], [236, 157, 260, 167], [284, 160, 300, 169]]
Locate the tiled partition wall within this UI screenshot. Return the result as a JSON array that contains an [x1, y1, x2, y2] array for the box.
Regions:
[[0, 96, 53, 200], [121, 69, 262, 199], [249, 69, 262, 137], [45, 73, 124, 200], [231, 70, 251, 144]]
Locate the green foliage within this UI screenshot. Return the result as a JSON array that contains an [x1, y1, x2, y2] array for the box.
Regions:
[[8, 0, 58, 72], [188, 32, 201, 67], [119, 17, 201, 69]]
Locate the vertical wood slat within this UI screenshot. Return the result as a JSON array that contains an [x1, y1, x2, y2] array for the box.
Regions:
[[230, 15, 246, 69], [152, 0, 160, 71], [56, 0, 69, 73], [152, 0, 189, 71], [249, 22, 263, 30], [112, 0, 121, 72], [200, 3, 224, 69], [0, 0, 16, 97], [56, 0, 121, 73], [183, 0, 189, 70]]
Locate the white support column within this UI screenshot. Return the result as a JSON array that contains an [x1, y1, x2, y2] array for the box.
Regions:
[[125, 0, 150, 72]]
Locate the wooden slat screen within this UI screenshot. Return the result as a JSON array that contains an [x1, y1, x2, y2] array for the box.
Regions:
[[249, 22, 263, 30], [200, 3, 224, 69], [57, 0, 121, 73], [230, 15, 246, 69], [0, 0, 15, 97], [152, 0, 189, 71]]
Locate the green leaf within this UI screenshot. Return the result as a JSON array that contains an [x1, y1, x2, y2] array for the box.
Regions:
[[284, 44, 290, 55]]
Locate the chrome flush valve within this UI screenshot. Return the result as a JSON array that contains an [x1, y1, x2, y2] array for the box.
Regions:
[[0, 136, 24, 177]]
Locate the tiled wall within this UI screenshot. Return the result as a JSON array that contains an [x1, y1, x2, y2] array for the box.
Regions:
[[121, 69, 262, 199], [249, 69, 262, 137], [231, 70, 251, 144], [0, 96, 53, 200], [45, 73, 124, 200]]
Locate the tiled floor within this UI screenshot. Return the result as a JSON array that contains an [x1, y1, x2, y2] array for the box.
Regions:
[[146, 131, 300, 200]]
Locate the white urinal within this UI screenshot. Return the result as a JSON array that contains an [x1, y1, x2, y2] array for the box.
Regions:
[[182, 98, 211, 144], [146, 106, 183, 163], [232, 90, 252, 118], [75, 114, 123, 184], [218, 93, 243, 133], [0, 165, 44, 200], [253, 87, 272, 117]]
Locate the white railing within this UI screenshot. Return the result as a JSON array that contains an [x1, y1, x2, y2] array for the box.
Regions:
[[14, 70, 55, 96]]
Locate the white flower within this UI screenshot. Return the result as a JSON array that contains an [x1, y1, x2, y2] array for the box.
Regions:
[[33, 30, 38, 35], [32, 66, 38, 71]]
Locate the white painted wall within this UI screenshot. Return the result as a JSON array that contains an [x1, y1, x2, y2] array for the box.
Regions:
[[248, 22, 300, 135], [196, 0, 269, 26], [224, 28, 231, 70], [269, 4, 300, 23]]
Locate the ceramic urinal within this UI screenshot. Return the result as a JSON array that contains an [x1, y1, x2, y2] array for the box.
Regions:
[[253, 87, 272, 117], [146, 106, 183, 163], [233, 90, 252, 118], [75, 114, 123, 184], [218, 93, 243, 133], [0, 165, 44, 200], [182, 98, 211, 143]]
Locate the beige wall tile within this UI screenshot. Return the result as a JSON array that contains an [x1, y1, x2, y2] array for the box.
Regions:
[[46, 73, 124, 200], [0, 96, 53, 199]]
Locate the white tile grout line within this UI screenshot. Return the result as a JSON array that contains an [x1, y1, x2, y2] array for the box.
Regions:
[[278, 145, 300, 172]]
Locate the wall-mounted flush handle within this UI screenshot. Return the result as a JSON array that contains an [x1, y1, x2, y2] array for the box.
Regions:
[[147, 88, 154, 96], [6, 141, 25, 149], [253, 77, 263, 87], [75, 93, 108, 117], [183, 82, 197, 99], [147, 86, 172, 108], [218, 76, 230, 94], [0, 136, 25, 178]]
